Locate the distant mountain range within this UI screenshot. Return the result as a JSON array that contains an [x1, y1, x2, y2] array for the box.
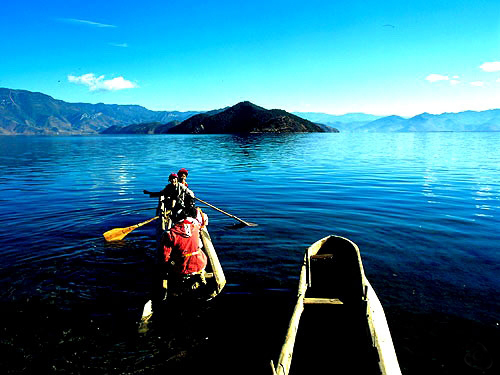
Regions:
[[295, 111, 500, 132], [1, 87, 500, 134], [0, 88, 335, 135], [0, 88, 201, 135], [293, 112, 383, 124]]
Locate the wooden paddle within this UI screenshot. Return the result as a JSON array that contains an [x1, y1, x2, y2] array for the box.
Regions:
[[103, 216, 159, 242], [195, 197, 257, 227]]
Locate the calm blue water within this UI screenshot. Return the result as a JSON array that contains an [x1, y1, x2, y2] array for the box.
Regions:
[[0, 133, 499, 374]]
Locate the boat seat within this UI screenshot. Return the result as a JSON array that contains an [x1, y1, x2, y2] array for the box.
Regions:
[[310, 254, 334, 260], [304, 297, 343, 305]]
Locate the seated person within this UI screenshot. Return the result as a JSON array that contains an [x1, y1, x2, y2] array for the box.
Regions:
[[160, 204, 208, 297], [144, 172, 195, 222]]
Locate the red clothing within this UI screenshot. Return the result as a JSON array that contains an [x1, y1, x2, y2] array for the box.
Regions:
[[196, 208, 208, 228], [163, 217, 207, 275]]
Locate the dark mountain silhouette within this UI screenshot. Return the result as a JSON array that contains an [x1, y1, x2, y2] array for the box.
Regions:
[[168, 101, 338, 134], [0, 88, 201, 135]]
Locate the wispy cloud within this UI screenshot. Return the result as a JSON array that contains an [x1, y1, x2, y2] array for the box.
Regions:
[[480, 61, 500, 72], [109, 42, 128, 48], [450, 80, 460, 85], [470, 81, 485, 87], [425, 74, 449, 82], [59, 18, 117, 28], [68, 73, 137, 91]]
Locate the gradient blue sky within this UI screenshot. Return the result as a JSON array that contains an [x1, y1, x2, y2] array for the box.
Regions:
[[2, 0, 500, 116]]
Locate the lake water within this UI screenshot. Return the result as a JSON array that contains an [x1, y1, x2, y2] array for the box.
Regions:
[[0, 133, 499, 374]]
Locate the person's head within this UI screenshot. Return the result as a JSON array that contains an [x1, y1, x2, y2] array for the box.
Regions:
[[184, 195, 197, 218], [177, 168, 188, 183], [168, 173, 178, 185]]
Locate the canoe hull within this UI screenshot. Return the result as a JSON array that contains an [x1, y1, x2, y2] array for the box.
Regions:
[[140, 198, 226, 323], [273, 235, 401, 375]]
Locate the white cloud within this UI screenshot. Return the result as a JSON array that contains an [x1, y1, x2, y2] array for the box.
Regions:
[[480, 61, 500, 72], [425, 74, 449, 82], [102, 77, 137, 90], [68, 73, 137, 91], [59, 18, 117, 28], [109, 43, 128, 48], [470, 81, 485, 87], [450, 80, 460, 85], [452, 75, 459, 79]]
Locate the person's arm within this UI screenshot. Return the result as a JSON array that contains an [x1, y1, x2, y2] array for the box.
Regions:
[[163, 244, 172, 262], [144, 185, 169, 198], [161, 231, 174, 262], [178, 183, 195, 198], [196, 208, 208, 228]]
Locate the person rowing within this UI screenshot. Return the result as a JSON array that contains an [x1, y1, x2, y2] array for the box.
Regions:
[[143, 172, 194, 222]]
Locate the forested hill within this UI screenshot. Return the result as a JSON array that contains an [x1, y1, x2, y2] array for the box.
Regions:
[[168, 101, 338, 134]]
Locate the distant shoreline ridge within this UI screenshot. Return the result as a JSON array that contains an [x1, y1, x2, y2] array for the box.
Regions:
[[1, 87, 500, 135]]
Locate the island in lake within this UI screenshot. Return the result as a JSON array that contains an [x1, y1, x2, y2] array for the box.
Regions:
[[162, 101, 337, 134]]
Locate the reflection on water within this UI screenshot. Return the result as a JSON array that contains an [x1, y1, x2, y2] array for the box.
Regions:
[[0, 133, 499, 374]]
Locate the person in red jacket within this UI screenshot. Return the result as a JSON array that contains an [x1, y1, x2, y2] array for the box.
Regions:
[[161, 204, 208, 297]]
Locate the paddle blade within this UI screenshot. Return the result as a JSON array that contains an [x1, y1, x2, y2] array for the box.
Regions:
[[138, 299, 153, 333], [103, 216, 159, 242], [228, 222, 258, 229], [103, 226, 136, 242], [141, 300, 153, 321]]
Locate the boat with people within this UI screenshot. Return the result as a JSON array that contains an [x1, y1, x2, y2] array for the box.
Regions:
[[140, 193, 226, 323], [272, 235, 401, 375]]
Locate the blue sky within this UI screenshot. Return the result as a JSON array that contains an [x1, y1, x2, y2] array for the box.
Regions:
[[2, 0, 500, 116]]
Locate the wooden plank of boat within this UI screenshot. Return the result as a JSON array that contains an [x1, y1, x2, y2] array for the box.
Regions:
[[303, 297, 343, 305], [140, 198, 226, 325], [272, 235, 401, 375], [200, 227, 226, 296]]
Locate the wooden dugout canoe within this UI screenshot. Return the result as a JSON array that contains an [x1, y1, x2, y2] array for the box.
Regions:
[[272, 235, 401, 375], [140, 197, 226, 322]]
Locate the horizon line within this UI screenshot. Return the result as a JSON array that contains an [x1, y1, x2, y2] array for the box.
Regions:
[[1, 86, 499, 118]]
